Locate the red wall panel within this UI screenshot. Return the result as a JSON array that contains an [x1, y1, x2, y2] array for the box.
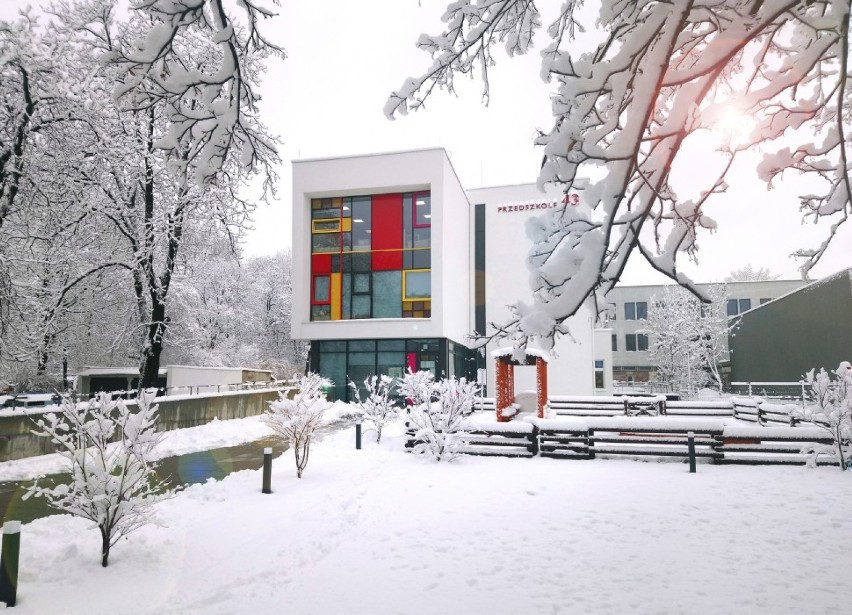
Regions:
[[312, 253, 332, 273], [371, 194, 403, 270]]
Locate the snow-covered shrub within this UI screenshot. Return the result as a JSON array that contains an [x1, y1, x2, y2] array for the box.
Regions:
[[348, 374, 399, 443], [400, 371, 476, 461], [263, 373, 331, 478], [792, 362, 852, 470], [26, 391, 172, 567]]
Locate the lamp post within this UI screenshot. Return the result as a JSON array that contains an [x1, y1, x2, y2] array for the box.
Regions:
[[62, 347, 68, 391]]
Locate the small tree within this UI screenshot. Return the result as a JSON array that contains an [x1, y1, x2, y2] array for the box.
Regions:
[[792, 362, 852, 471], [263, 373, 331, 478], [725, 265, 781, 282], [348, 374, 399, 443], [26, 390, 171, 567], [642, 284, 735, 396], [400, 371, 476, 462]]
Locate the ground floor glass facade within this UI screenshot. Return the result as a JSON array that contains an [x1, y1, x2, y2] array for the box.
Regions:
[[309, 338, 477, 401]]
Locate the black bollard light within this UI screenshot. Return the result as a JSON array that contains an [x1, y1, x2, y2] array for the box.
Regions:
[[687, 431, 696, 474], [262, 447, 272, 494], [355, 419, 362, 450], [0, 520, 21, 607]]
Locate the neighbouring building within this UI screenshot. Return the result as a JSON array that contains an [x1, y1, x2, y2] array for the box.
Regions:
[[76, 365, 274, 396], [290, 148, 612, 401], [606, 278, 807, 384], [728, 268, 852, 383]]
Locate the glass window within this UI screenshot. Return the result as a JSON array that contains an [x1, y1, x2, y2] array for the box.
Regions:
[[414, 193, 431, 226], [311, 305, 331, 321], [594, 371, 604, 389], [626, 334, 637, 351], [312, 219, 341, 233], [318, 350, 346, 400], [739, 298, 752, 313], [638, 333, 648, 351], [352, 295, 371, 319], [347, 351, 376, 396], [351, 197, 371, 251], [625, 302, 636, 320], [411, 227, 431, 248], [377, 351, 406, 380], [636, 301, 647, 319], [727, 299, 738, 317], [611, 334, 617, 352], [352, 253, 371, 272], [411, 249, 431, 269], [759, 297, 772, 305], [313, 276, 330, 303], [403, 270, 431, 300], [373, 271, 402, 318], [348, 340, 376, 352], [312, 233, 340, 253], [353, 273, 370, 294], [318, 340, 346, 352]]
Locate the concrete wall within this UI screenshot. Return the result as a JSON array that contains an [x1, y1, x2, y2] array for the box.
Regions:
[[0, 388, 288, 462], [439, 153, 473, 345], [465, 183, 601, 396], [729, 269, 852, 382]]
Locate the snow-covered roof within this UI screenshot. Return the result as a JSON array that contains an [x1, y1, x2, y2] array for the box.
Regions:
[[166, 365, 272, 373], [76, 367, 166, 377], [491, 347, 551, 363]]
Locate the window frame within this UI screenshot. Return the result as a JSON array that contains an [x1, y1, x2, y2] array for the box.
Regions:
[[402, 269, 431, 302], [311, 275, 331, 305]]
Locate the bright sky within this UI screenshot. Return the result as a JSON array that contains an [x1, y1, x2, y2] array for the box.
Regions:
[[3, 0, 850, 285]]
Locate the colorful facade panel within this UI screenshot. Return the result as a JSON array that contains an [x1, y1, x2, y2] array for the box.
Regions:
[[310, 192, 431, 321]]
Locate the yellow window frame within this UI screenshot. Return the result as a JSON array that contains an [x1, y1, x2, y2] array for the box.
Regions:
[[402, 269, 431, 302], [312, 219, 342, 233]]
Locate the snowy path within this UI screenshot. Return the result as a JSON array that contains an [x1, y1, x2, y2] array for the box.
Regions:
[[9, 423, 852, 614]]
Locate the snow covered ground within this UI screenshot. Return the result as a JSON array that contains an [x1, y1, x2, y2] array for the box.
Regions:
[[6, 420, 852, 614]]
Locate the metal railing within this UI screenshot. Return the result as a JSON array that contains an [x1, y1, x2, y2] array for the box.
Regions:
[[729, 381, 807, 402], [76, 379, 294, 402]]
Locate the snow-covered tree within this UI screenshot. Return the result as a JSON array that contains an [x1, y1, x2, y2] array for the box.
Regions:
[[387, 0, 851, 351], [725, 265, 781, 282], [642, 284, 734, 395], [792, 362, 852, 470], [26, 390, 172, 566], [348, 374, 399, 444], [0, 0, 284, 385], [48, 0, 281, 388], [263, 372, 331, 478], [400, 371, 475, 462]]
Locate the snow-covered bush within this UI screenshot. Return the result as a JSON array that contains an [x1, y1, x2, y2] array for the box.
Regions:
[[400, 371, 476, 461], [792, 362, 852, 470], [348, 374, 399, 443], [26, 390, 171, 567], [263, 373, 331, 478]]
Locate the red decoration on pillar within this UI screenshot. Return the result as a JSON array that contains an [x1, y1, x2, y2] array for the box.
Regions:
[[495, 359, 509, 423], [536, 357, 548, 418]]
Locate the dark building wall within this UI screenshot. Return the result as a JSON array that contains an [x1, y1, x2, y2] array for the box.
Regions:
[[729, 269, 852, 382]]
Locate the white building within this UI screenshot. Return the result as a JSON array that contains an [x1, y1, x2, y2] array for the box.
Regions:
[[606, 279, 806, 384], [290, 148, 612, 401]]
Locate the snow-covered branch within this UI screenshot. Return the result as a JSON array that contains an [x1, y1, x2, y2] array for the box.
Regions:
[[390, 0, 852, 349]]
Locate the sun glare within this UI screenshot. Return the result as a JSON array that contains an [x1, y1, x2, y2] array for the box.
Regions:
[[709, 109, 755, 150]]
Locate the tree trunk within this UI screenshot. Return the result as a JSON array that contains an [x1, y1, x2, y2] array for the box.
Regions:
[[100, 528, 110, 567], [140, 298, 166, 389]]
